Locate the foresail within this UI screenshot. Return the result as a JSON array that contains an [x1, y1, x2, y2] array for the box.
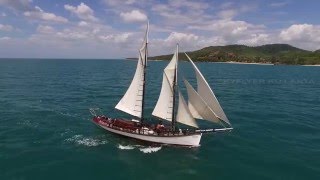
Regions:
[[176, 91, 198, 128], [185, 53, 230, 125], [184, 79, 220, 124], [152, 51, 177, 121], [115, 57, 144, 117], [115, 23, 149, 118]]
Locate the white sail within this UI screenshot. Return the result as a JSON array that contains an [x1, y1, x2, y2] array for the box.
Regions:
[[184, 79, 220, 124], [152, 48, 178, 121], [185, 53, 230, 125], [176, 91, 198, 128], [115, 22, 149, 118]]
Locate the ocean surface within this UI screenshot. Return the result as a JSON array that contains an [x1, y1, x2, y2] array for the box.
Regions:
[[0, 59, 319, 180]]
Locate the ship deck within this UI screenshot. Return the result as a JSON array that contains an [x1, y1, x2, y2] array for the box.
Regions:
[[92, 116, 200, 137]]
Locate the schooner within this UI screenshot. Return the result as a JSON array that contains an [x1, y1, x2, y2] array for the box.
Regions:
[[90, 22, 232, 146]]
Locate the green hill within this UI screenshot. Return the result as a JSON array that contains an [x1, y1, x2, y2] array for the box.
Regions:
[[149, 44, 320, 65]]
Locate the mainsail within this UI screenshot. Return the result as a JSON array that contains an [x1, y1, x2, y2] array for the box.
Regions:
[[184, 53, 230, 126], [152, 47, 178, 121], [115, 22, 149, 118], [153, 45, 198, 128]]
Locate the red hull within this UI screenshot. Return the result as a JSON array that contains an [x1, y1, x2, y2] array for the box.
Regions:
[[93, 116, 199, 136], [92, 116, 202, 146], [93, 116, 141, 131]]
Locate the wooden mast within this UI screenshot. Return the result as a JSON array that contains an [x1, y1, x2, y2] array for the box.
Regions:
[[171, 44, 178, 131], [140, 21, 149, 124]]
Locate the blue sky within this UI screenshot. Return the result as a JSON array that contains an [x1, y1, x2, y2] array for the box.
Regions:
[[0, 0, 320, 58]]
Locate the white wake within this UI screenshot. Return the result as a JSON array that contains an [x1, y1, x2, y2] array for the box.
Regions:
[[117, 144, 162, 153]]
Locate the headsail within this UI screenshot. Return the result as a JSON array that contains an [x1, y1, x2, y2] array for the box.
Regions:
[[115, 22, 149, 118], [184, 79, 220, 124], [152, 47, 178, 121], [185, 53, 230, 125], [176, 91, 198, 128]]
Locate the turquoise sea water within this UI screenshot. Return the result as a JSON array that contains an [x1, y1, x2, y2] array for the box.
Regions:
[[0, 59, 319, 180]]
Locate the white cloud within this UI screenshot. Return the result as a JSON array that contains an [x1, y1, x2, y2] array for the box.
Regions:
[[0, 23, 13, 31], [1, 12, 6, 17], [0, 0, 32, 11], [1, 0, 319, 58], [270, 1, 289, 8], [104, 0, 137, 6], [220, 2, 234, 9], [0, 36, 11, 40], [120, 10, 147, 23], [185, 18, 272, 48], [165, 32, 198, 43], [198, 36, 227, 47], [102, 0, 151, 10], [0, 0, 68, 23], [30, 21, 114, 43], [237, 34, 272, 46], [22, 25, 138, 58], [64, 3, 98, 22], [55, 29, 90, 40], [36, 25, 55, 34], [151, 32, 200, 54], [24, 6, 68, 23], [151, 2, 209, 26], [125, 0, 136, 5], [188, 19, 263, 37], [218, 9, 237, 19], [99, 33, 132, 43], [216, 3, 257, 20], [279, 24, 320, 50], [239, 4, 258, 13], [78, 21, 89, 27], [280, 24, 320, 41], [168, 0, 209, 11]]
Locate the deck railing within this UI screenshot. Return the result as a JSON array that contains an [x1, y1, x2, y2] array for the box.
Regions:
[[98, 119, 199, 137]]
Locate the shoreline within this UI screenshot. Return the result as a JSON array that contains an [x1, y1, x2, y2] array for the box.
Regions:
[[129, 59, 320, 66], [149, 60, 275, 65], [302, 64, 320, 66], [215, 61, 274, 65], [210, 62, 320, 66]]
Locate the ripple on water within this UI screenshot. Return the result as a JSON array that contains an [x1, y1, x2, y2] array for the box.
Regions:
[[65, 134, 108, 147], [1, 60, 320, 179]]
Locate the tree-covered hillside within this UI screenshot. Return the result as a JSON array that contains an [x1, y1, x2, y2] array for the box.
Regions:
[[149, 44, 320, 65]]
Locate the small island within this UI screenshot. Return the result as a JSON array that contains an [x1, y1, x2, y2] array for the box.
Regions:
[[147, 44, 320, 65]]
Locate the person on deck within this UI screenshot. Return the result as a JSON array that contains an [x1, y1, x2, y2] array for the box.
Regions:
[[155, 121, 165, 133]]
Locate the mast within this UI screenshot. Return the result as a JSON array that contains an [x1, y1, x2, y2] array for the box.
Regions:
[[171, 44, 178, 131], [140, 21, 149, 124]]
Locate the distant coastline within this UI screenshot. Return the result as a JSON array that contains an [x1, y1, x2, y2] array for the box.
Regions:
[[125, 58, 320, 66], [302, 64, 320, 66], [213, 61, 274, 65], [146, 44, 320, 65]]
